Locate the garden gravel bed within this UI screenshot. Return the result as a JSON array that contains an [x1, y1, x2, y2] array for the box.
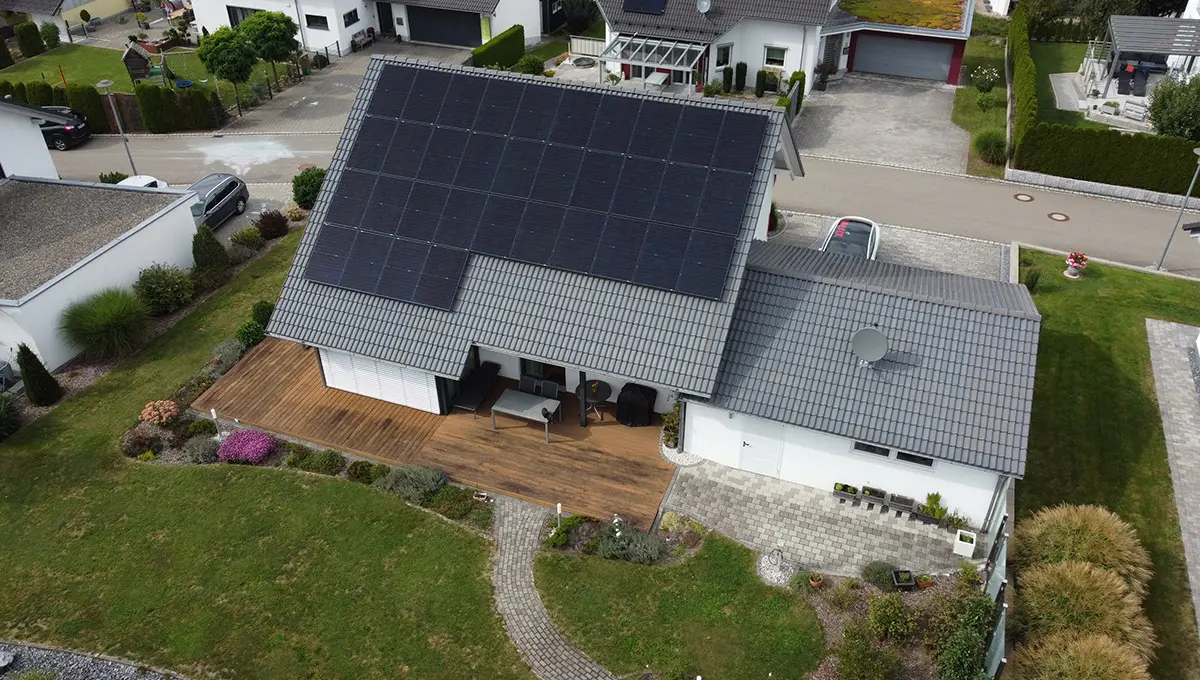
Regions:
[[0, 641, 182, 680]]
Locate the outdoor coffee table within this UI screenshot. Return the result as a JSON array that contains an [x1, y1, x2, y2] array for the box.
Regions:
[[644, 71, 669, 92], [491, 388, 562, 443]]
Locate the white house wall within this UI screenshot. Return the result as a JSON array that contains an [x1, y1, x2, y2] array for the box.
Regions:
[[0, 110, 57, 180], [490, 0, 541, 46], [682, 401, 1002, 525], [0, 310, 35, 369], [477, 347, 677, 413], [712, 20, 820, 94], [4, 198, 196, 371], [193, 0, 373, 52], [389, 2, 409, 39]]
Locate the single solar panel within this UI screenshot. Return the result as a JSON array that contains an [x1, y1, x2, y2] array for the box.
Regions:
[[398, 183, 449, 240], [633, 224, 688, 290], [472, 195, 522, 256], [440, 75, 487, 129], [710, 112, 768, 171], [339, 231, 393, 294], [588, 95, 640, 153], [418, 127, 470, 184], [434, 189, 487, 249]]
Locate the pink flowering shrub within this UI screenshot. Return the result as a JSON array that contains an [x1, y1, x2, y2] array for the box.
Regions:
[[139, 400, 179, 426], [217, 429, 275, 464]]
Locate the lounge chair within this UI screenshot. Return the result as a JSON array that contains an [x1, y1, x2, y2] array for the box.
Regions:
[[454, 361, 501, 418]]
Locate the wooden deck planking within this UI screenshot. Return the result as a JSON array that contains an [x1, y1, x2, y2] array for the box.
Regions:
[[194, 339, 675, 526]]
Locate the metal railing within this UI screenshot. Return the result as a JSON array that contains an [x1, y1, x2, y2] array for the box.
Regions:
[[569, 35, 605, 57], [985, 606, 1008, 678]]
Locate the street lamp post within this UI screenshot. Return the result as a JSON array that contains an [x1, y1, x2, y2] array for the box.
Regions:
[[96, 79, 137, 176], [1155, 147, 1200, 271]]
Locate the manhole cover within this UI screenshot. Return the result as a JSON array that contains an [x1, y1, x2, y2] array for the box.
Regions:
[[1014, 193, 1034, 202], [1048, 212, 1070, 222]]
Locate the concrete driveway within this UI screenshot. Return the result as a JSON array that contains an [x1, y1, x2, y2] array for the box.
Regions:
[[792, 74, 969, 174]]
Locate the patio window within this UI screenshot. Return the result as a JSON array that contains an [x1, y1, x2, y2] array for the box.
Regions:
[[715, 43, 732, 68], [226, 5, 259, 26], [306, 14, 329, 29], [853, 441, 889, 457], [897, 452, 935, 467], [765, 46, 787, 67], [343, 8, 359, 27]]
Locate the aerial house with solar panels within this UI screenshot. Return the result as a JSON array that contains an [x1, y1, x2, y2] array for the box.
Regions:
[[201, 55, 1037, 529]]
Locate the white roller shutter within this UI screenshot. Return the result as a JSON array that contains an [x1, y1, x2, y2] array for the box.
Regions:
[[318, 348, 439, 413], [853, 33, 954, 82]]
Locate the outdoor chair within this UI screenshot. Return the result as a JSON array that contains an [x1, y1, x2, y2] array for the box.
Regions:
[[1117, 73, 1132, 95], [538, 380, 563, 421], [519, 375, 537, 394], [1132, 70, 1148, 97], [452, 361, 500, 418]]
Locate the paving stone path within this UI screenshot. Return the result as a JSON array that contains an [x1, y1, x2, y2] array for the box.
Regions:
[[1145, 319, 1200, 635], [664, 461, 965, 576], [491, 496, 614, 680]]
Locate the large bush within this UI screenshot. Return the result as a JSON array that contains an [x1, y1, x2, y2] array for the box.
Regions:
[[596, 520, 666, 564], [14, 21, 45, 58], [860, 560, 898, 590], [251, 300, 275, 327], [512, 53, 545, 75], [347, 459, 389, 484], [230, 226, 265, 250], [65, 84, 110, 133], [974, 127, 1007, 165], [40, 21, 60, 49], [1010, 7, 1038, 152], [135, 83, 178, 134], [372, 465, 447, 504], [235, 320, 265, 348], [253, 209, 289, 239], [292, 167, 326, 209], [134, 263, 195, 316], [1009, 633, 1151, 680], [1012, 504, 1152, 599], [60, 289, 149, 359], [15, 343, 61, 406], [182, 435, 220, 464], [472, 23, 523, 69], [284, 443, 347, 475], [217, 429, 275, 464], [192, 224, 230, 272], [1016, 561, 1156, 662], [0, 393, 21, 442], [937, 624, 987, 680], [867, 592, 915, 641], [837, 621, 900, 680], [1149, 72, 1200, 141], [25, 81, 52, 107], [0, 42, 13, 69]]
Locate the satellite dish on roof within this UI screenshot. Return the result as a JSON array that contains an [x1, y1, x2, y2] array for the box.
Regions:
[[851, 327, 889, 363], [696, 0, 711, 14]]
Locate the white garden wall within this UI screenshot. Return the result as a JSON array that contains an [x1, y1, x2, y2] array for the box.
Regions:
[[0, 109, 58, 180]]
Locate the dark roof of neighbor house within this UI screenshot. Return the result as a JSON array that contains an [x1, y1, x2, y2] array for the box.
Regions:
[[0, 97, 75, 124], [268, 56, 785, 397], [0, 0, 62, 14], [402, 0, 500, 14], [0, 178, 182, 301], [596, 0, 829, 42], [708, 242, 1041, 477]]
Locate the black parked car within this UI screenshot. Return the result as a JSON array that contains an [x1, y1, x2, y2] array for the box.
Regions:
[[39, 106, 91, 150]]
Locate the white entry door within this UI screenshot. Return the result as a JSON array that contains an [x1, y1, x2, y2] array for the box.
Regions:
[[737, 415, 784, 478]]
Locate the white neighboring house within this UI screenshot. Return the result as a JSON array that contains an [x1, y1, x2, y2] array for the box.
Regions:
[[1167, 0, 1200, 76], [0, 177, 198, 372], [0, 97, 71, 180], [193, 0, 559, 53]]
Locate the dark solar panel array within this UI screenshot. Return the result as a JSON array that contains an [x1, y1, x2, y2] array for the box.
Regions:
[[622, 0, 667, 14], [304, 64, 768, 311]]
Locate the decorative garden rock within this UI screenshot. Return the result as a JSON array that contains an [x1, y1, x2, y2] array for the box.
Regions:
[[0, 650, 14, 671]]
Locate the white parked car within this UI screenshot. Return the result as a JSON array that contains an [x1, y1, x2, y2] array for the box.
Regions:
[[117, 175, 170, 189], [820, 216, 880, 260]]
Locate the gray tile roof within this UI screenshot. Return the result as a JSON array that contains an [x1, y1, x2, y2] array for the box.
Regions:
[[0, 0, 62, 14], [268, 56, 784, 397], [403, 0, 499, 16], [708, 241, 1040, 476], [596, 0, 828, 42]]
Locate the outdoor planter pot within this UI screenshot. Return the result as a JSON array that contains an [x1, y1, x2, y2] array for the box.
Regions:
[[916, 504, 941, 525], [862, 486, 886, 502], [891, 569, 916, 592], [954, 529, 978, 558], [917, 573, 934, 589], [833, 482, 859, 500], [888, 493, 916, 513]]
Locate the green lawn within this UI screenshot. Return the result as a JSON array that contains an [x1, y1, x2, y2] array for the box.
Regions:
[[0, 230, 530, 680], [953, 36, 1008, 178], [1018, 250, 1200, 680], [0, 44, 129, 92], [536, 537, 825, 678], [1029, 41, 1106, 129], [525, 39, 569, 65], [579, 19, 605, 39]]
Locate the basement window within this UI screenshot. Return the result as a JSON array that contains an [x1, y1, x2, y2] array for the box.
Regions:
[[853, 442, 889, 457], [897, 451, 935, 468], [305, 14, 329, 30], [343, 9, 359, 27]]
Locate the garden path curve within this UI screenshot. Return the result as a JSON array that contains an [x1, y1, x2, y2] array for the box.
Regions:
[[492, 496, 615, 680]]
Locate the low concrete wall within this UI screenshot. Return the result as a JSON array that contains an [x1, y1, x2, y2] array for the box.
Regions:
[[1005, 167, 1200, 210]]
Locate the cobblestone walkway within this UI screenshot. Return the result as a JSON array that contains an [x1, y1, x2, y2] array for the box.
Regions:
[[491, 497, 614, 680], [664, 461, 965, 576], [1146, 319, 1200, 635]]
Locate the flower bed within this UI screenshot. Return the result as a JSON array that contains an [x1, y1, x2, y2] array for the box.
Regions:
[[218, 429, 276, 464]]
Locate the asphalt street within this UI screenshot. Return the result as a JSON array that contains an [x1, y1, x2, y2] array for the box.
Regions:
[[55, 134, 1200, 275]]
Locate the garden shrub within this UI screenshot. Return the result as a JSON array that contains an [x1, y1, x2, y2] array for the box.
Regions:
[[12, 82, 26, 103], [99, 171, 129, 184], [217, 429, 275, 464], [722, 66, 733, 92], [192, 224, 230, 272], [65, 84, 109, 133], [1025, 268, 1042, 293], [182, 435, 220, 464], [829, 577, 862, 610], [1016, 561, 1156, 662], [472, 23, 523, 69], [285, 444, 346, 475], [702, 80, 721, 97], [254, 209, 289, 238], [39, 21, 60, 49], [347, 459, 389, 484], [861, 560, 898, 590], [937, 624, 987, 680], [0, 393, 21, 442], [867, 592, 915, 641], [372, 465, 447, 504], [172, 370, 216, 408], [513, 54, 546, 75], [25, 80, 52, 107], [428, 484, 477, 519], [973, 127, 1007, 165], [226, 244, 257, 265], [139, 399, 179, 426], [180, 87, 214, 129], [60, 288, 149, 359], [210, 338, 246, 373], [51, 85, 67, 105], [230, 226, 266, 250], [137, 451, 157, 462], [596, 521, 666, 564], [660, 401, 680, 448], [14, 21, 45, 57], [16, 343, 61, 406], [119, 423, 165, 457], [251, 300, 275, 327], [837, 621, 900, 680], [1009, 633, 1151, 680], [0, 42, 13, 69], [236, 320, 266, 348], [134, 263, 195, 316], [734, 62, 747, 91], [292, 167, 326, 209], [1012, 504, 1152, 599], [283, 204, 306, 221], [754, 69, 767, 97], [135, 83, 177, 133], [188, 418, 218, 438], [545, 514, 589, 548]]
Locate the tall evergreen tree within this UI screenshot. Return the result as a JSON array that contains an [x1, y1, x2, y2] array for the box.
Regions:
[[0, 40, 14, 69], [16, 343, 62, 406], [192, 224, 231, 271]]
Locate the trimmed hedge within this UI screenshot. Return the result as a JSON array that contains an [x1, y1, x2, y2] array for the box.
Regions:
[[12, 82, 26, 103], [25, 81, 52, 107], [52, 85, 68, 106], [1009, 8, 1199, 195], [14, 21, 45, 58], [473, 24, 524, 69], [65, 84, 110, 133]]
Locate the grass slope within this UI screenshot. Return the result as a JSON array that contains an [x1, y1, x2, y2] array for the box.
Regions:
[[536, 537, 824, 678], [953, 36, 1007, 178], [0, 231, 530, 680], [1029, 41, 1105, 129], [1019, 250, 1200, 680]]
